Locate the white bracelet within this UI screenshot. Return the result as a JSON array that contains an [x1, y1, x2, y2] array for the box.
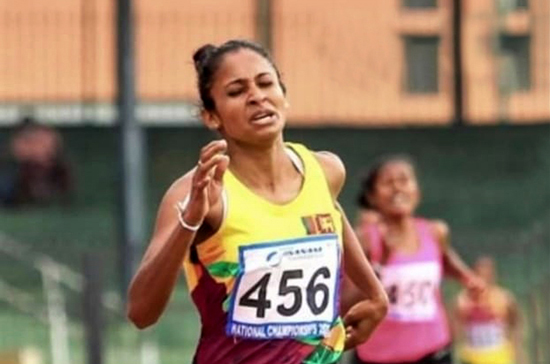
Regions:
[[177, 212, 201, 232], [175, 198, 202, 232]]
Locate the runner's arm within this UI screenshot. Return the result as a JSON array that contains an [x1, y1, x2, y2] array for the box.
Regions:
[[508, 292, 526, 364], [450, 293, 466, 342], [339, 205, 388, 349], [127, 140, 228, 328], [432, 220, 484, 293], [127, 176, 197, 328], [315, 151, 388, 349]]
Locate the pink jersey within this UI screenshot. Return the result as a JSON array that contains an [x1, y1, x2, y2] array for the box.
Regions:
[[356, 218, 451, 363]]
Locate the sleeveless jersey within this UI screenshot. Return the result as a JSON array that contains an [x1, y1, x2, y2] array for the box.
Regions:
[[356, 219, 451, 363], [458, 288, 515, 364], [182, 143, 346, 364]]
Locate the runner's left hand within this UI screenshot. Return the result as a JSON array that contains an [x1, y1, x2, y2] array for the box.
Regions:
[[343, 299, 386, 350]]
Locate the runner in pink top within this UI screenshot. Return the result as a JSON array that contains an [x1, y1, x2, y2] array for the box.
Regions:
[[342, 155, 485, 364]]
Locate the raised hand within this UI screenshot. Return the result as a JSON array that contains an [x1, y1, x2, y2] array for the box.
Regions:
[[179, 140, 229, 227], [465, 274, 486, 299]]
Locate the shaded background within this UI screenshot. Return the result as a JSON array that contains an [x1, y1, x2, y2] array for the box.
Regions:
[[0, 1, 548, 363]]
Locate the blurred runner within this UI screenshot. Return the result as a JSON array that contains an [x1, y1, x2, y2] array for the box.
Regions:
[[343, 155, 485, 364], [453, 256, 525, 364]]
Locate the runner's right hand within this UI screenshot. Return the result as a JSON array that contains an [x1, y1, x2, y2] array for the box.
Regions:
[[180, 140, 229, 227]]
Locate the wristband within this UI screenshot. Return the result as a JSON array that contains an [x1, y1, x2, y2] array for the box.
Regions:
[[175, 198, 202, 232], [177, 212, 201, 232]]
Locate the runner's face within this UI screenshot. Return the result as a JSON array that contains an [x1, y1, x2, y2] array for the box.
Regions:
[[206, 49, 287, 146], [369, 161, 420, 218]]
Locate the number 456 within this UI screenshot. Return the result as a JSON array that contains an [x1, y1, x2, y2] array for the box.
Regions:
[[239, 267, 331, 318]]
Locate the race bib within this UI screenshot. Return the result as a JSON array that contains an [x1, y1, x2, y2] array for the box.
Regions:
[[227, 234, 340, 339], [466, 321, 506, 348], [381, 261, 440, 322]]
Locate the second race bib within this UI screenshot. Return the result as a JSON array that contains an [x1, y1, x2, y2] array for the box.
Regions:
[[227, 234, 340, 339], [466, 321, 506, 348], [382, 261, 441, 322]]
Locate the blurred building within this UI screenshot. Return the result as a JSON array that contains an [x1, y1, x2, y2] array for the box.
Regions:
[[0, 0, 548, 125]]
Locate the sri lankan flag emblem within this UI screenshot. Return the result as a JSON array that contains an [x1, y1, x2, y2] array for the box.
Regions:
[[302, 213, 335, 235]]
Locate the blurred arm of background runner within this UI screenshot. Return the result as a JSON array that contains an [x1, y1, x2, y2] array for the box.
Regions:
[[508, 292, 526, 364], [433, 220, 485, 294], [449, 297, 465, 344]]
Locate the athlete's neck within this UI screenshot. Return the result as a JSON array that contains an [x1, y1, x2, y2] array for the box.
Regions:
[[380, 215, 420, 255], [382, 214, 415, 232], [227, 137, 299, 193]]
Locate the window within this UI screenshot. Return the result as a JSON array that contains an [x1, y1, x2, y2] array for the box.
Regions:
[[404, 36, 440, 94], [499, 35, 531, 92], [403, 0, 437, 8], [516, 0, 528, 8], [499, 0, 528, 11]]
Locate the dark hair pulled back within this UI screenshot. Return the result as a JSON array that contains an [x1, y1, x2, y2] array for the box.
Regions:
[[192, 39, 286, 111]]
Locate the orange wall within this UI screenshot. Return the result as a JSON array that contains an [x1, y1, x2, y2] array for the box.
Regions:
[[0, 0, 93, 100], [0, 0, 547, 125], [0, 0, 255, 102], [273, 0, 454, 125], [135, 0, 255, 100]]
